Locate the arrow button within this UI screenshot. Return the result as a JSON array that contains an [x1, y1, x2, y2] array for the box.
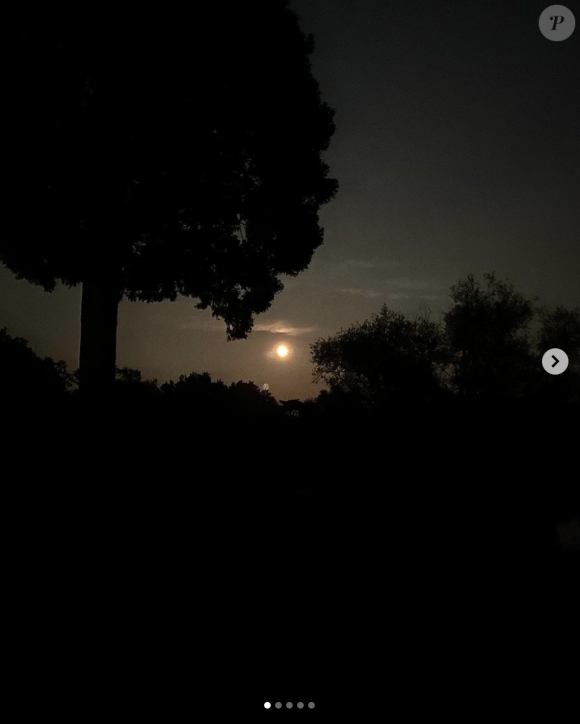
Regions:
[[542, 348, 569, 375]]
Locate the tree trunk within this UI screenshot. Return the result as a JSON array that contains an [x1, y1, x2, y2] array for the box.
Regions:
[[79, 281, 120, 397]]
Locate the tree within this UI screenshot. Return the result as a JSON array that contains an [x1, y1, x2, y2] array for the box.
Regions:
[[3, 4, 337, 396], [535, 306, 580, 403], [538, 306, 580, 360], [279, 399, 304, 418], [161, 373, 278, 419], [161, 372, 229, 414], [443, 273, 535, 397], [311, 306, 448, 406], [0, 328, 74, 402], [113, 367, 161, 403], [227, 381, 280, 418]]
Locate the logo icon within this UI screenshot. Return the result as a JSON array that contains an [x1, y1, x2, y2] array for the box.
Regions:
[[539, 5, 576, 40]]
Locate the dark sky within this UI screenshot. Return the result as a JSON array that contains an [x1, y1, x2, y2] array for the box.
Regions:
[[1, 0, 579, 400]]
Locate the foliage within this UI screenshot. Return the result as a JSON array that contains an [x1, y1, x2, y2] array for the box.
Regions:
[[161, 373, 229, 409], [311, 305, 448, 405], [161, 373, 279, 418], [443, 273, 535, 396], [538, 306, 580, 360], [533, 306, 580, 403], [3, 3, 337, 340], [114, 367, 161, 401], [0, 327, 74, 401], [311, 273, 580, 404]]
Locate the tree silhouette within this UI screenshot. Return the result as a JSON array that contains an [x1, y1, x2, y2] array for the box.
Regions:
[[311, 306, 447, 406], [310, 274, 580, 408], [279, 398, 305, 418], [227, 380, 279, 418], [444, 273, 535, 397], [535, 306, 580, 403], [0, 328, 73, 402], [3, 4, 337, 395], [161, 372, 229, 417], [160, 372, 279, 419], [538, 306, 580, 358], [113, 367, 161, 404]]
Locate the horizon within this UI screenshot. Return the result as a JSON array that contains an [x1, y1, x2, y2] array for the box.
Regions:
[[1, 0, 579, 400]]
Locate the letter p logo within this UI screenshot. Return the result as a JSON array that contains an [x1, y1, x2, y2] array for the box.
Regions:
[[539, 5, 576, 40]]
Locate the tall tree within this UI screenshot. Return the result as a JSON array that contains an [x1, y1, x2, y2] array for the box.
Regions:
[[3, 3, 337, 396], [443, 273, 535, 397]]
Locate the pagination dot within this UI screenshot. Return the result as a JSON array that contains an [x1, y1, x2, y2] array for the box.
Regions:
[[267, 700, 314, 710]]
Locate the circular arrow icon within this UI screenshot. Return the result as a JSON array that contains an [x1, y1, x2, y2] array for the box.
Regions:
[[542, 348, 569, 375]]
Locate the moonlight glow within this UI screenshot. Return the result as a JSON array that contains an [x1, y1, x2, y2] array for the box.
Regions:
[[276, 344, 290, 358]]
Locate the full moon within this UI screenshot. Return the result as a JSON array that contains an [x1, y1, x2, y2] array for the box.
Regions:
[[276, 344, 290, 358]]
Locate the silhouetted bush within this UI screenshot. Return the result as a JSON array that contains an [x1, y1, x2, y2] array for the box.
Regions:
[[0, 327, 74, 404]]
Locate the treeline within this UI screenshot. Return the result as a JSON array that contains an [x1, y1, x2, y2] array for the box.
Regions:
[[0, 333, 279, 418], [312, 273, 580, 411], [2, 273, 579, 416]]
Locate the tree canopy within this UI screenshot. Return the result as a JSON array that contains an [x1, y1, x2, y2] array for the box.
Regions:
[[4, 3, 337, 339], [311, 273, 580, 406], [443, 273, 535, 396], [311, 306, 448, 405], [0, 328, 73, 402], [538, 306, 580, 358]]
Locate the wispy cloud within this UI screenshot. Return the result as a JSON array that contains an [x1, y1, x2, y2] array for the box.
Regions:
[[339, 287, 384, 299], [177, 317, 318, 336], [254, 320, 319, 336], [339, 278, 443, 300], [387, 278, 444, 291]]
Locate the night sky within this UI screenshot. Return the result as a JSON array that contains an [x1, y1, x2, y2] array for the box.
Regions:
[[1, 0, 579, 400]]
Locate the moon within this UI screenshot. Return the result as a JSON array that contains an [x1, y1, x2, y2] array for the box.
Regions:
[[276, 344, 290, 358]]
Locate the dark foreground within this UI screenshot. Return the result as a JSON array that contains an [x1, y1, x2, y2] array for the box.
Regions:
[[5, 398, 578, 716]]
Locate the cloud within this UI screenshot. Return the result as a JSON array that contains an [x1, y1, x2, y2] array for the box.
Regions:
[[338, 278, 445, 301], [253, 320, 319, 336], [339, 287, 384, 299], [177, 317, 321, 336], [387, 278, 444, 291], [340, 289, 413, 301]]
